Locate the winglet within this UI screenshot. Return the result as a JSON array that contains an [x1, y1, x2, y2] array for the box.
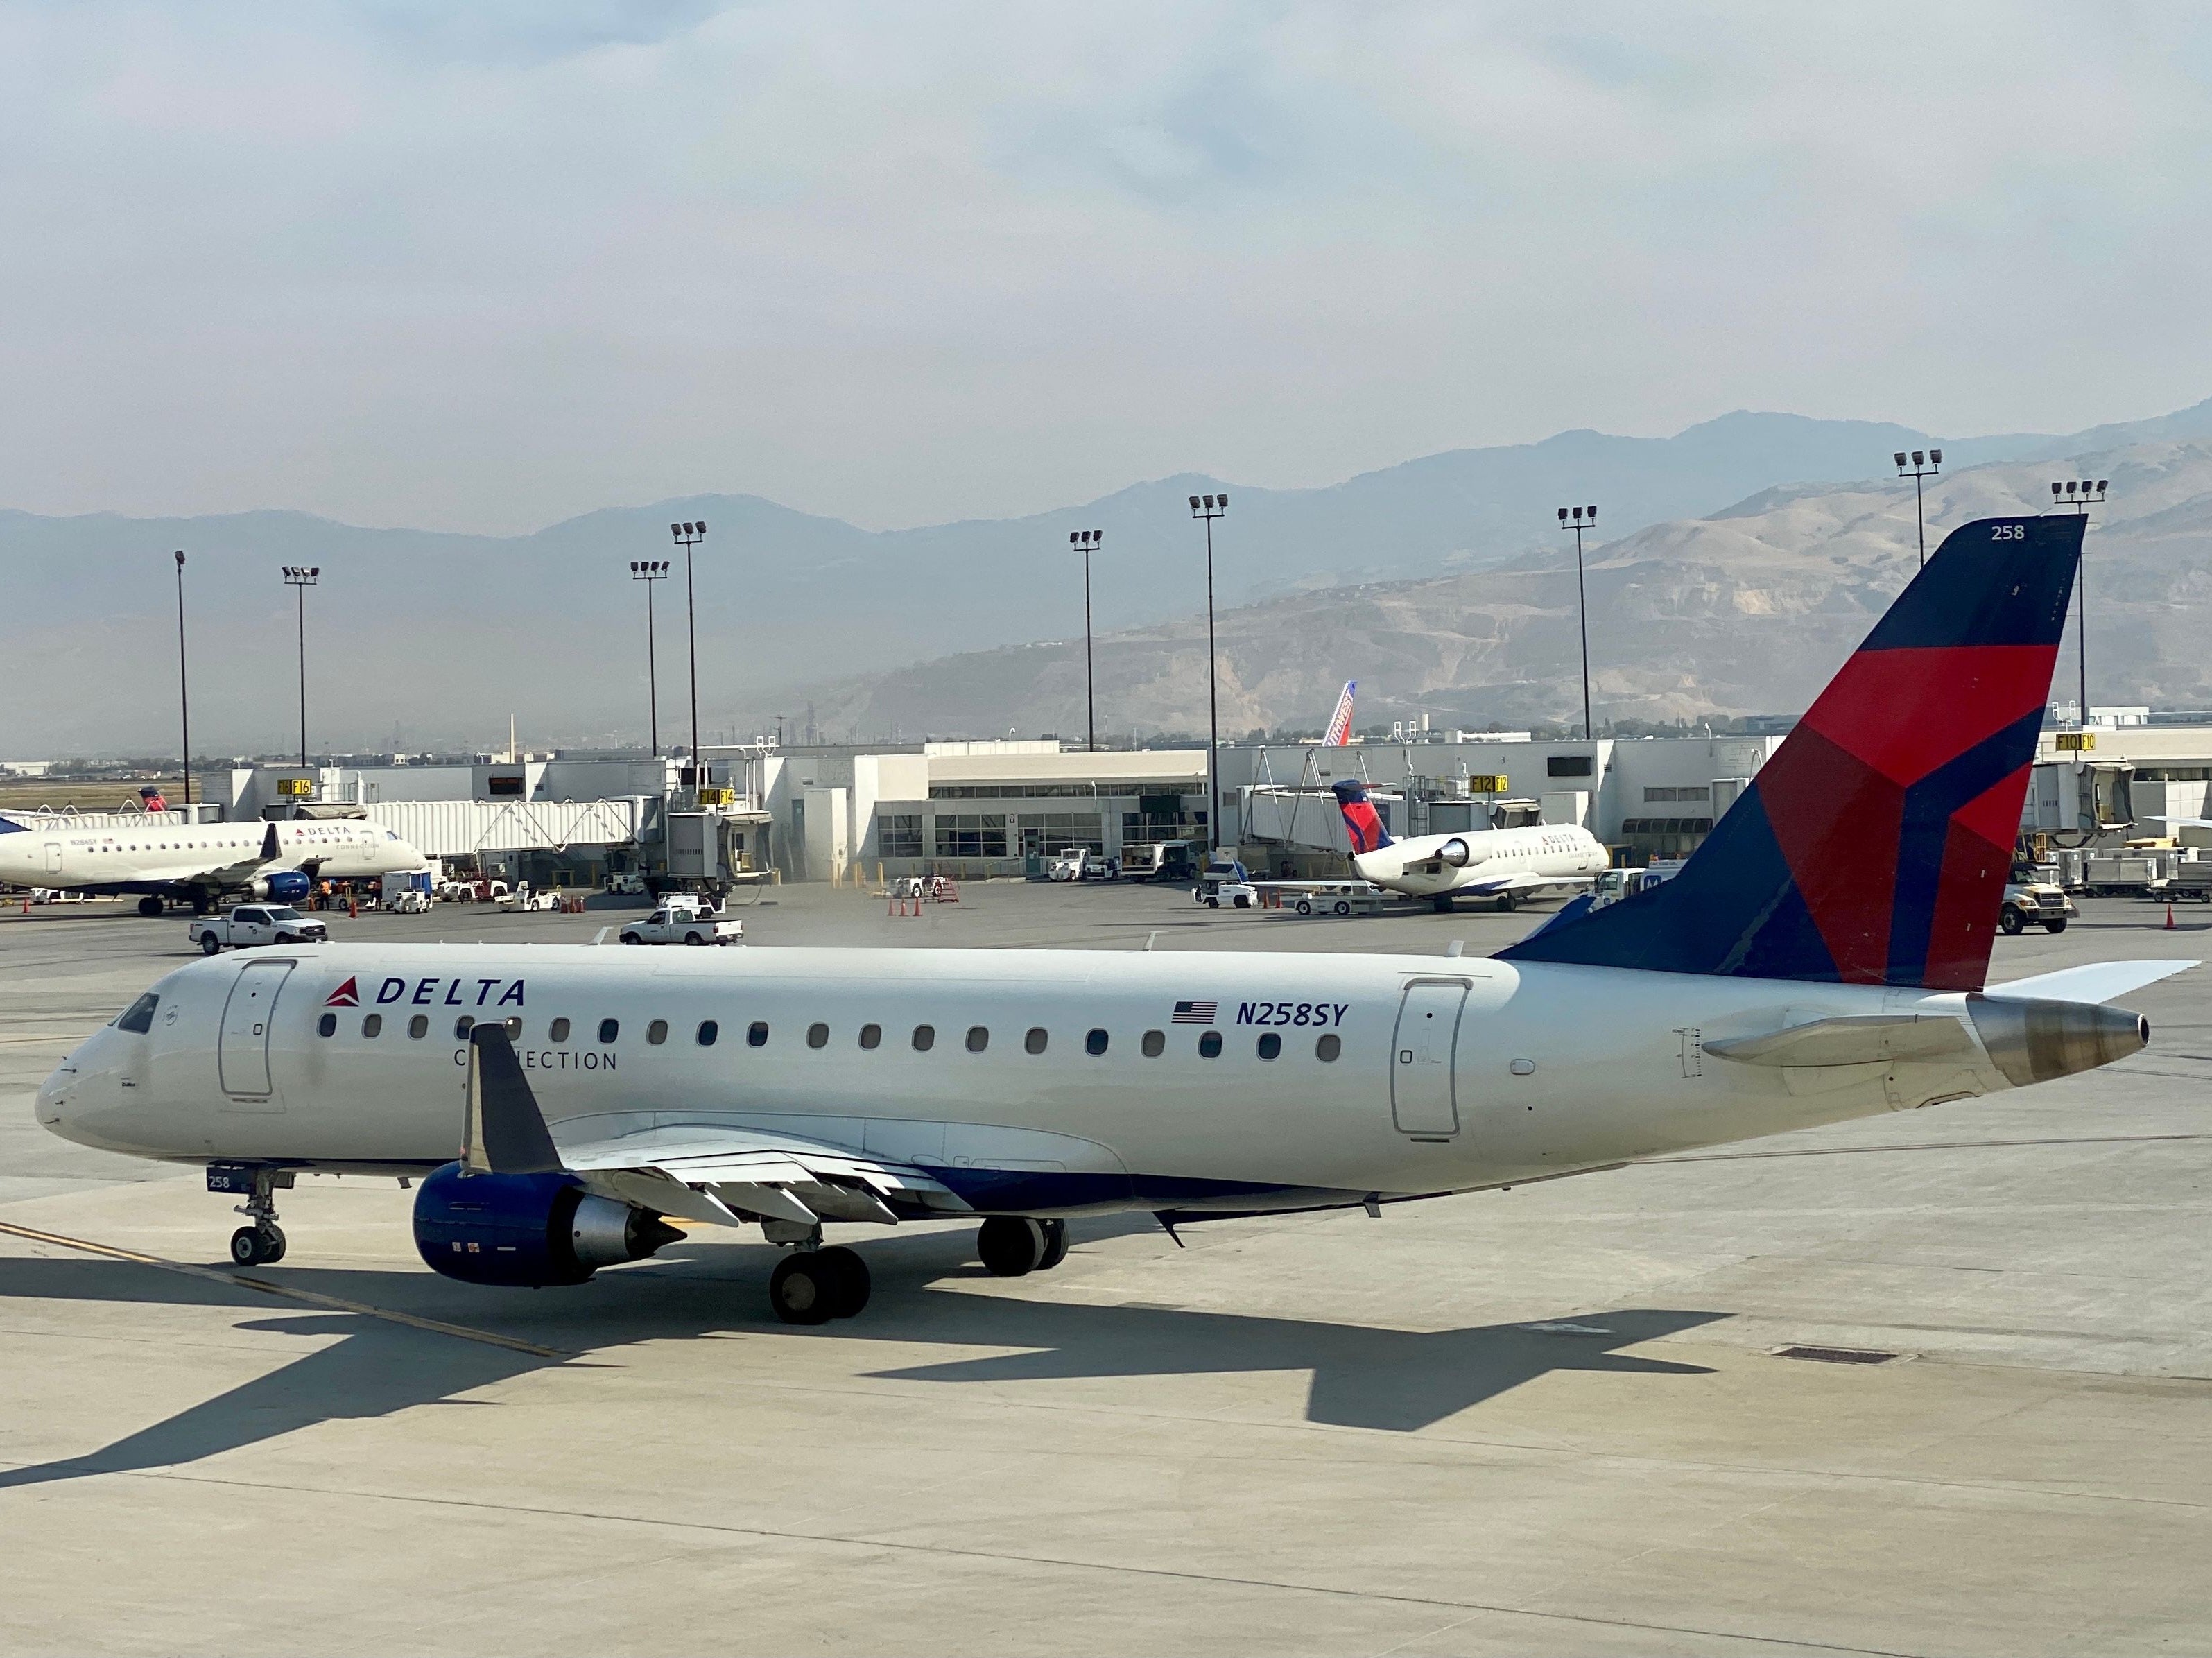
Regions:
[[463, 1024, 564, 1175]]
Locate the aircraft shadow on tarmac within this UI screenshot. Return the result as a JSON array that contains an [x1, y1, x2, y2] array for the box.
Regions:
[[0, 1225, 1721, 1489]]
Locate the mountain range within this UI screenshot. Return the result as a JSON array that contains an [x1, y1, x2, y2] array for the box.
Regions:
[[5, 399, 2211, 756]]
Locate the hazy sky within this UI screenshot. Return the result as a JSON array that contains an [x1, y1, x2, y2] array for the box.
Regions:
[[3, 2, 2206, 534]]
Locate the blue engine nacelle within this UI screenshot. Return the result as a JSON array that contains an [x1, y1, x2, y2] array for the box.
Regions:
[[412, 1162, 682, 1287], [252, 870, 312, 902]]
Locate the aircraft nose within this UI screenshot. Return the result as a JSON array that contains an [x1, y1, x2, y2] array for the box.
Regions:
[[33, 1062, 75, 1127]]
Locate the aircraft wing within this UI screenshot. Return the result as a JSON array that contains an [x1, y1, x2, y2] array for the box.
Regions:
[[1455, 870, 1596, 897], [460, 1024, 968, 1231], [557, 1123, 971, 1227]]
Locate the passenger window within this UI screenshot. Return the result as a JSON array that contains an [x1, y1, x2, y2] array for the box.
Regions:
[[748, 1021, 768, 1048], [362, 1013, 382, 1038], [455, 1016, 474, 1039], [1317, 1034, 1342, 1062], [317, 1012, 337, 1038], [1024, 1028, 1048, 1055], [114, 993, 159, 1034], [1256, 1033, 1281, 1060], [967, 1026, 989, 1053], [913, 1024, 935, 1052], [808, 1022, 829, 1048], [1085, 1028, 1109, 1056], [648, 1019, 668, 1045], [859, 1023, 881, 1049], [598, 1018, 619, 1044], [1141, 1029, 1164, 1057], [549, 1017, 571, 1043], [504, 1017, 521, 1039], [697, 1019, 719, 1046], [1198, 1031, 1222, 1059], [408, 1014, 428, 1039]]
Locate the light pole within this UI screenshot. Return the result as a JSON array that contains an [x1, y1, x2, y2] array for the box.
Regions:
[[173, 551, 192, 809], [1555, 504, 1597, 741], [669, 519, 707, 778], [280, 565, 319, 768], [1188, 493, 1228, 854], [629, 560, 670, 757], [1070, 529, 1102, 752], [2050, 478, 2109, 727], [1893, 448, 1943, 567]]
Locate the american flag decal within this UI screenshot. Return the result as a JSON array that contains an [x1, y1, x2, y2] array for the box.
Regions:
[[1172, 1000, 1218, 1024]]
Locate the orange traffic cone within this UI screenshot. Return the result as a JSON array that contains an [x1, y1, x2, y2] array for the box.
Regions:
[[2166, 903, 2177, 931]]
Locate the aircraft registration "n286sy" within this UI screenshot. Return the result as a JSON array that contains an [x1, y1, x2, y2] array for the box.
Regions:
[[36, 515, 2190, 1324]]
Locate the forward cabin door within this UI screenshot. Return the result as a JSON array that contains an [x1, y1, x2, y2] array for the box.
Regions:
[[218, 960, 293, 1106], [1390, 980, 1467, 1136]]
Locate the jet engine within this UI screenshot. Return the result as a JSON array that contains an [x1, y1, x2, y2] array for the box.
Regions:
[[251, 870, 313, 903], [1437, 838, 1478, 868], [412, 1162, 682, 1287]]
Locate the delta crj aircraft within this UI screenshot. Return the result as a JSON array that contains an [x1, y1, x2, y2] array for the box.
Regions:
[[1330, 777, 1609, 910], [36, 515, 2190, 1324], [0, 812, 426, 916]]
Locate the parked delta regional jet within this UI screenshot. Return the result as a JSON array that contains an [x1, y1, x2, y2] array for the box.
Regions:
[[1331, 778, 1609, 910], [36, 515, 2189, 1326], [0, 813, 426, 916]]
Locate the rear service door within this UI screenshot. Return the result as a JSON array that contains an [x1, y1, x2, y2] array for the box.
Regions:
[[218, 959, 294, 1105], [1390, 979, 1467, 1136], [43, 841, 62, 878]]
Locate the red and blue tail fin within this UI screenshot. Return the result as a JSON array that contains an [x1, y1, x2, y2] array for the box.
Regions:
[[1501, 515, 2084, 990], [1332, 779, 1393, 853]]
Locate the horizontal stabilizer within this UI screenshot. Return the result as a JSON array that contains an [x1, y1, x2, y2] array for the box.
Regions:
[[1703, 1013, 1977, 1069], [1985, 960, 2197, 1005]]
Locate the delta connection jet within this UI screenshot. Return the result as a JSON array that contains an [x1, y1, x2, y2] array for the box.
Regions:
[[1331, 778, 1609, 912], [35, 515, 2191, 1325], [0, 813, 426, 917]]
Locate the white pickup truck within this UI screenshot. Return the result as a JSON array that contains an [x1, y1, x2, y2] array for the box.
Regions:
[[190, 905, 331, 954], [618, 905, 744, 947]]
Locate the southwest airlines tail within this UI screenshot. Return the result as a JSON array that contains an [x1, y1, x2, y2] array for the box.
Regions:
[[1323, 681, 1357, 746], [1503, 515, 2084, 990], [1332, 779, 1392, 853]]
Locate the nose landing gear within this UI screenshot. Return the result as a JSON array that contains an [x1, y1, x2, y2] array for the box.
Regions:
[[216, 1165, 293, 1266]]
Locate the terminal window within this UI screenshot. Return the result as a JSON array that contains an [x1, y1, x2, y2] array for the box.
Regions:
[[1546, 755, 1595, 778], [1019, 813, 1104, 855], [1643, 785, 1711, 802], [877, 815, 924, 858], [933, 814, 1008, 858]]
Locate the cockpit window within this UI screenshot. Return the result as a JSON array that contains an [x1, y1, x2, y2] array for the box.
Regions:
[[114, 993, 159, 1034]]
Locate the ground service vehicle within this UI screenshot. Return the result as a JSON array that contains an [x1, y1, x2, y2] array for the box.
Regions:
[[619, 906, 744, 946], [2001, 877, 2075, 933], [1125, 840, 1200, 883], [190, 906, 330, 953], [1195, 858, 1256, 909], [1048, 849, 1120, 882]]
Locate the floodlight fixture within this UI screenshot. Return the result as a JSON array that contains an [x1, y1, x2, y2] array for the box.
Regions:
[[1555, 503, 1599, 740]]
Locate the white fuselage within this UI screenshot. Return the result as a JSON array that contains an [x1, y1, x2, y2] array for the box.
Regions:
[[37, 942, 2019, 1214], [0, 815, 424, 897], [1351, 824, 1610, 899]]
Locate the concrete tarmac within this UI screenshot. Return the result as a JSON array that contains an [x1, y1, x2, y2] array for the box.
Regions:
[[2, 883, 2208, 1655]]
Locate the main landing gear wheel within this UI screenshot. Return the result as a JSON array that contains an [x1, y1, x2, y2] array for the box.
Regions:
[[978, 1216, 1066, 1276], [229, 1224, 286, 1266], [768, 1248, 870, 1324], [138, 895, 164, 917], [1495, 892, 1517, 913], [191, 892, 212, 916], [1432, 895, 1455, 914]]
